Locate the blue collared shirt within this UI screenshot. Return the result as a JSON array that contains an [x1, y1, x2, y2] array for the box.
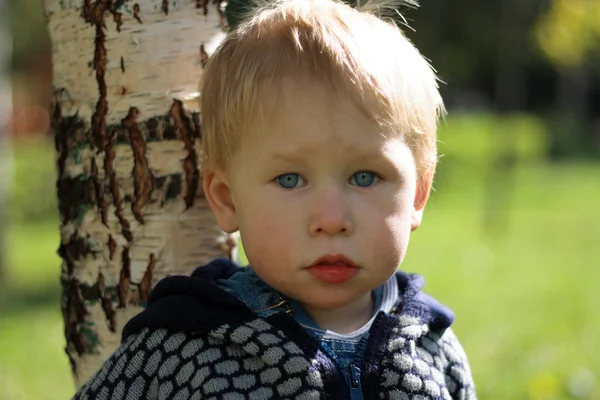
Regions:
[[216, 266, 399, 370]]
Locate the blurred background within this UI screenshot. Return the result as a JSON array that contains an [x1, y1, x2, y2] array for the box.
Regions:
[[0, 0, 599, 399]]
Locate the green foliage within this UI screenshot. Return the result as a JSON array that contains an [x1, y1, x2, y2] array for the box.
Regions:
[[439, 113, 549, 161], [0, 222, 68, 400], [8, 0, 51, 70], [432, 113, 549, 190], [408, 161, 600, 400], [534, 0, 600, 68], [6, 137, 58, 224]]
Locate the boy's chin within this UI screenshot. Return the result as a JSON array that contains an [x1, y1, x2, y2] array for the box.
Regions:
[[295, 291, 370, 311]]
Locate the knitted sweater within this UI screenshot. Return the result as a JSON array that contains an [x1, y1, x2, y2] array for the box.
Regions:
[[73, 259, 477, 399]]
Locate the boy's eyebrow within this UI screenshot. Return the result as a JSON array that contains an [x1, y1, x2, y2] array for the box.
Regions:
[[268, 143, 392, 163], [270, 151, 307, 162]]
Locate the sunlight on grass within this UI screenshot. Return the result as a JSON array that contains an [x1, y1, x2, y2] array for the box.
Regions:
[[404, 162, 600, 400], [5, 221, 61, 291], [0, 307, 74, 400]]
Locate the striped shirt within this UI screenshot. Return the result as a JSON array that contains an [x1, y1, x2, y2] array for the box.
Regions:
[[290, 275, 399, 369]]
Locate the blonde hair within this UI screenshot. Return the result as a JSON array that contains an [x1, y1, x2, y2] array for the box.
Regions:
[[200, 0, 445, 180]]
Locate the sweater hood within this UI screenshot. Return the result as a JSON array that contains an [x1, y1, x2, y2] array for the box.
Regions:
[[122, 258, 455, 341]]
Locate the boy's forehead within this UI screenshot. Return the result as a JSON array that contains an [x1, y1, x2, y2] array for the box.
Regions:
[[264, 135, 399, 162], [232, 77, 410, 163], [259, 76, 388, 132], [241, 86, 402, 157]]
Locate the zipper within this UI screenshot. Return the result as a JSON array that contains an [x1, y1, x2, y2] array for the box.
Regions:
[[346, 364, 363, 400], [254, 294, 294, 316]]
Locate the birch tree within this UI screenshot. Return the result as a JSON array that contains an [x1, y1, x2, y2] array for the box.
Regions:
[[45, 0, 235, 387]]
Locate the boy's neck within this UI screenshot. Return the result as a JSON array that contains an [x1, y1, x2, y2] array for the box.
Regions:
[[302, 292, 374, 335]]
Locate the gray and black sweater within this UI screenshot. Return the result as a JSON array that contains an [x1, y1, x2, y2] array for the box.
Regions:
[[73, 259, 477, 400]]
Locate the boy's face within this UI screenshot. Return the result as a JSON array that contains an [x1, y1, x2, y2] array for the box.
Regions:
[[204, 79, 431, 313]]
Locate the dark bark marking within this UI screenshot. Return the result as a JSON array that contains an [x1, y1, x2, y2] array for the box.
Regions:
[[91, 158, 108, 228], [120, 56, 125, 72], [170, 100, 200, 209], [161, 0, 168, 15], [191, 112, 202, 140], [98, 273, 117, 332], [123, 107, 154, 223], [108, 237, 117, 260], [60, 236, 97, 360], [138, 253, 156, 304], [120, 86, 128, 95], [83, 0, 109, 151], [200, 43, 209, 68], [163, 123, 179, 140], [133, 3, 142, 24], [58, 248, 76, 306], [165, 174, 182, 201], [145, 116, 160, 141], [56, 171, 95, 226], [112, 0, 126, 11], [103, 132, 119, 260], [118, 248, 131, 308], [65, 347, 77, 377], [52, 93, 90, 224], [112, 10, 123, 32], [56, 175, 96, 237], [104, 129, 133, 256], [64, 281, 89, 356], [59, 236, 93, 265], [52, 98, 77, 178], [59, 238, 97, 365], [154, 176, 167, 189], [114, 123, 130, 144]]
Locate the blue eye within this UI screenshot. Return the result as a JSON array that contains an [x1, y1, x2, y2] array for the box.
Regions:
[[276, 173, 305, 189], [350, 171, 379, 187]]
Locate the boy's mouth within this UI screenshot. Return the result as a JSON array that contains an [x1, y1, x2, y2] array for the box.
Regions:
[[306, 254, 359, 284]]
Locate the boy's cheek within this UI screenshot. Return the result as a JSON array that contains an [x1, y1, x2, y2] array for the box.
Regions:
[[242, 229, 294, 270], [241, 212, 293, 252]]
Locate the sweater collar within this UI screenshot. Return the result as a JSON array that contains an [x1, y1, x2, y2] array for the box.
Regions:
[[213, 259, 455, 332], [216, 265, 293, 318], [122, 258, 455, 341]]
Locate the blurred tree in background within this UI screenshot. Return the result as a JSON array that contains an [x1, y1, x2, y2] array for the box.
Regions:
[[0, 0, 12, 281], [535, 0, 600, 158], [536, 0, 600, 68]]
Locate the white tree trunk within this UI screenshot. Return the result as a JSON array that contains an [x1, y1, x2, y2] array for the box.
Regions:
[[44, 0, 234, 387]]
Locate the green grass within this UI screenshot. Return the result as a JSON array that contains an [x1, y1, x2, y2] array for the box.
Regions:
[[405, 162, 600, 400], [1, 135, 599, 399], [0, 222, 74, 400]]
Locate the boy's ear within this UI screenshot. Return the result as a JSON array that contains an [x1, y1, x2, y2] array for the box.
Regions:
[[411, 173, 433, 232], [203, 167, 239, 233]]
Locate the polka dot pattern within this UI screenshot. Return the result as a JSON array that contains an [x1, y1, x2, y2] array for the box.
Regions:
[[74, 318, 476, 399]]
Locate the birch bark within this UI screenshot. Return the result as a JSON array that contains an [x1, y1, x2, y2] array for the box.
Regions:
[[45, 0, 234, 386]]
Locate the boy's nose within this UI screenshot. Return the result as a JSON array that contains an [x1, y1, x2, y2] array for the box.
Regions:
[[308, 189, 353, 236]]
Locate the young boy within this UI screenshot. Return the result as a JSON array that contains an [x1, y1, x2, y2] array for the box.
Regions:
[[74, 0, 476, 398]]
